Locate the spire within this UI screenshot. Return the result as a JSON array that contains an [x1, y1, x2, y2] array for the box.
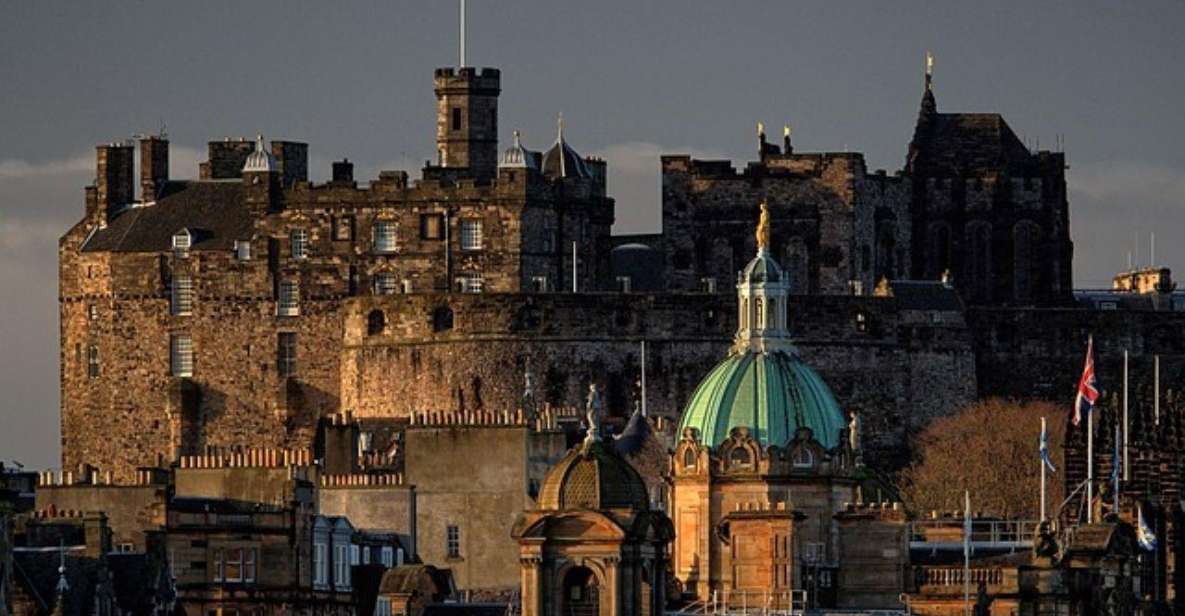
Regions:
[[556, 113, 567, 176], [51, 540, 69, 616], [920, 50, 937, 116]]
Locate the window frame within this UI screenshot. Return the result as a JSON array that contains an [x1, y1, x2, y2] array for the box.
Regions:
[[373, 272, 398, 296], [172, 229, 192, 252], [313, 541, 328, 586], [171, 273, 194, 316], [446, 524, 461, 559], [457, 271, 483, 294], [290, 228, 309, 260], [277, 332, 298, 377], [420, 214, 445, 240], [170, 334, 194, 377], [459, 219, 483, 251], [277, 279, 300, 317], [333, 216, 354, 241], [373, 221, 398, 254], [235, 239, 251, 261], [87, 344, 100, 378]]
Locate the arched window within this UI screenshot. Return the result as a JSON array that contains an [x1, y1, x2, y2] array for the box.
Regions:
[[730, 447, 752, 468], [754, 298, 764, 329], [366, 310, 385, 336], [927, 222, 952, 278], [1013, 221, 1041, 303], [965, 222, 993, 302], [768, 299, 778, 329], [876, 225, 897, 280], [683, 448, 696, 469]]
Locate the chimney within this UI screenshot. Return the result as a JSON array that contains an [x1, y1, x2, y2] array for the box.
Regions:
[[82, 512, 111, 558], [201, 138, 254, 179], [271, 140, 309, 187], [96, 143, 134, 221], [140, 136, 169, 202], [332, 159, 355, 184]]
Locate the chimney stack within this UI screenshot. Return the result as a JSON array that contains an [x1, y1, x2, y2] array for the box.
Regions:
[[95, 143, 134, 221], [332, 159, 355, 184], [140, 136, 169, 202]]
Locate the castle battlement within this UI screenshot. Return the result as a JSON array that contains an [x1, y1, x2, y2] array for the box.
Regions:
[[320, 472, 404, 488], [178, 446, 312, 469]]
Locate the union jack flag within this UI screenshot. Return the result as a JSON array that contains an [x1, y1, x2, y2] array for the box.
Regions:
[[1073, 336, 1099, 426]]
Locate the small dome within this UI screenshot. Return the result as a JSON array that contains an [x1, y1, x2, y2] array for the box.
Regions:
[[541, 114, 591, 179], [243, 134, 276, 173], [678, 349, 845, 450], [537, 440, 649, 511], [499, 130, 539, 170], [741, 251, 784, 284]]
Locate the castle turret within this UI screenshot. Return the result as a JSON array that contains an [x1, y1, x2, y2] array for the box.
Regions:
[[434, 67, 501, 180]]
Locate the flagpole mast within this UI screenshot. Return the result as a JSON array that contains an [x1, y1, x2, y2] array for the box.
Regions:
[[1041, 417, 1047, 522], [640, 340, 647, 417], [963, 490, 971, 616], [1155, 354, 1160, 426], [1087, 406, 1094, 523], [1124, 349, 1130, 481], [1114, 424, 1121, 512]]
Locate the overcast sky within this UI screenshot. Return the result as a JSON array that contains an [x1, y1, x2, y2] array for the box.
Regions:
[[2, 1, 1183, 469]]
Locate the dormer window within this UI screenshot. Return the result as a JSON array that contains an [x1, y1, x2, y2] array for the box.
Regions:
[[793, 447, 815, 469], [172, 229, 192, 253]]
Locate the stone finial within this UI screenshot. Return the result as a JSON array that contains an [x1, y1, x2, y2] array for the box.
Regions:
[[925, 50, 935, 89], [582, 383, 602, 450]]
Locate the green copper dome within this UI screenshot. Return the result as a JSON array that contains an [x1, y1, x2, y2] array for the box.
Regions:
[[679, 350, 845, 449]]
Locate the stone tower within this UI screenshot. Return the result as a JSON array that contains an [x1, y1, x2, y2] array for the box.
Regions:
[[434, 67, 501, 180]]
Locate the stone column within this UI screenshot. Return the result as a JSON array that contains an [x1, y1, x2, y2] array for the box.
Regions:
[[604, 556, 621, 616], [520, 554, 543, 616]]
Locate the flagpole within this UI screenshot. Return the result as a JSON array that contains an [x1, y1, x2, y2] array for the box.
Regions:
[[1114, 424, 1121, 512], [640, 340, 647, 417], [963, 490, 971, 616], [1087, 407, 1093, 523], [1041, 417, 1047, 522], [1155, 354, 1160, 426], [1124, 349, 1129, 481]]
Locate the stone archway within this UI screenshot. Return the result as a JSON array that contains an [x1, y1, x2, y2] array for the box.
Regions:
[[562, 566, 601, 616]]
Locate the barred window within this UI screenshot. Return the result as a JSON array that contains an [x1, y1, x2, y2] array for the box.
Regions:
[[171, 274, 194, 316], [170, 334, 194, 377], [457, 271, 483, 294], [277, 333, 297, 377], [334, 544, 350, 588], [290, 229, 309, 260], [235, 240, 251, 261], [373, 272, 398, 295], [380, 546, 394, 567], [87, 345, 99, 378], [373, 221, 398, 253], [446, 525, 461, 559], [277, 280, 299, 316], [460, 219, 483, 250]]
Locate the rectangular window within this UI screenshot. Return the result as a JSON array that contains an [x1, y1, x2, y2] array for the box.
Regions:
[[396, 547, 404, 566], [376, 597, 393, 616], [334, 544, 350, 588], [374, 272, 398, 295], [171, 274, 194, 316], [87, 345, 99, 378], [290, 229, 309, 260], [451, 107, 462, 131], [277, 333, 297, 377], [456, 272, 483, 294], [213, 548, 224, 582], [460, 219, 483, 250], [380, 546, 393, 568], [314, 542, 327, 586], [334, 216, 354, 241], [531, 276, 549, 293], [235, 240, 251, 261], [616, 276, 632, 293], [88, 304, 98, 320], [362, 546, 371, 564], [170, 334, 194, 377], [225, 547, 243, 582], [173, 230, 191, 252], [244, 547, 257, 583], [277, 280, 299, 316], [446, 525, 460, 559], [373, 221, 398, 253], [700, 277, 717, 293], [420, 214, 444, 240], [350, 545, 360, 565]]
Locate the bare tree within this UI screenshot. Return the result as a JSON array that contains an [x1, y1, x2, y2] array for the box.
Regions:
[[900, 398, 1065, 519]]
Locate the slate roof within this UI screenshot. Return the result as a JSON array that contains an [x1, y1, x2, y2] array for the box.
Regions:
[[82, 180, 252, 253], [909, 112, 1034, 176], [13, 550, 100, 616], [613, 409, 652, 456]]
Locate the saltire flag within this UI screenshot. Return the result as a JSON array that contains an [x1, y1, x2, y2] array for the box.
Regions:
[[1040, 418, 1057, 473], [1137, 505, 1157, 551], [1073, 336, 1099, 427]]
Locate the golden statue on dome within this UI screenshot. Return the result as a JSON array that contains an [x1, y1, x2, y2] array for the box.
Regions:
[[756, 200, 771, 250]]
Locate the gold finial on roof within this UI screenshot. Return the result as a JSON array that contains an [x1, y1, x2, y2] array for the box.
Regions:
[[756, 200, 771, 250], [756, 121, 764, 136], [925, 51, 935, 90], [783, 124, 791, 138]]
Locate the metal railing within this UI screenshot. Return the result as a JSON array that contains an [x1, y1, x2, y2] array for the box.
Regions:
[[907, 519, 1039, 549], [916, 566, 1005, 587], [671, 590, 811, 616]]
